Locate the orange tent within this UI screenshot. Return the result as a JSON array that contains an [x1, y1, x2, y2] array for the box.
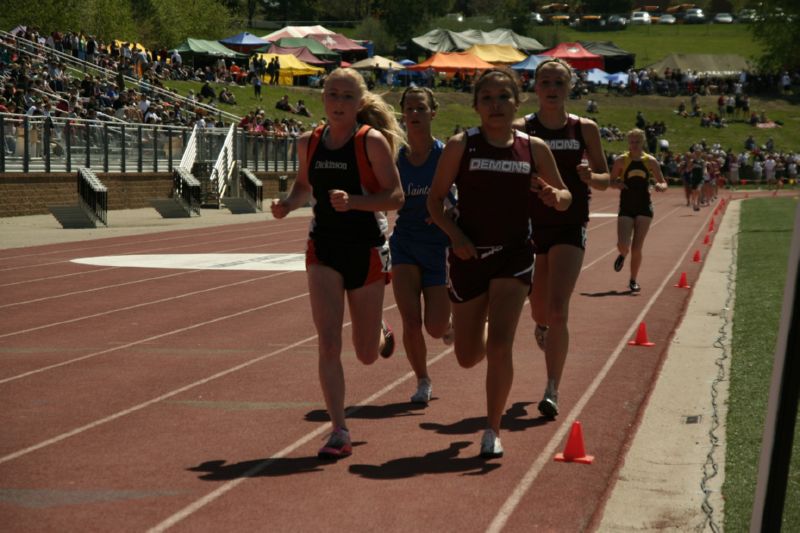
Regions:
[[407, 52, 495, 73]]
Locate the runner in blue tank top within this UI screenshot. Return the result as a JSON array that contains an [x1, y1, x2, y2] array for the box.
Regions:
[[428, 68, 571, 459], [512, 58, 610, 420], [271, 68, 405, 461], [610, 128, 668, 293], [389, 87, 455, 405]]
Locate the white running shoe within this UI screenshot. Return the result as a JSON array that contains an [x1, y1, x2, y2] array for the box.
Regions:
[[480, 429, 504, 459], [410, 377, 432, 404]]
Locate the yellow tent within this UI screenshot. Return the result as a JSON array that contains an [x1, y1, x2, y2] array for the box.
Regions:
[[255, 53, 324, 85], [113, 40, 147, 53], [464, 44, 527, 64]]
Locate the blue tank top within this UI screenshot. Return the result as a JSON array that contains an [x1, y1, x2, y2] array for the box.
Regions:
[[392, 139, 451, 246]]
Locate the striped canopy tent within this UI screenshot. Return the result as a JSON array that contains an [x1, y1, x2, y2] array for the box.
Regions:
[[273, 38, 340, 62], [262, 25, 335, 41], [254, 53, 324, 85]]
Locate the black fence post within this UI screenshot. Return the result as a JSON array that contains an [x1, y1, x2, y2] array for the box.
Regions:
[[103, 123, 109, 173], [167, 127, 173, 172], [137, 126, 143, 173], [120, 124, 126, 172], [44, 118, 51, 173], [84, 119, 91, 169], [0, 115, 5, 173], [65, 121, 72, 173], [22, 116, 29, 173], [153, 126, 158, 173]]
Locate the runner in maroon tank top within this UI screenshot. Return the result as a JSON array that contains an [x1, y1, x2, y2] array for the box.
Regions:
[[512, 58, 610, 419], [428, 68, 571, 459]]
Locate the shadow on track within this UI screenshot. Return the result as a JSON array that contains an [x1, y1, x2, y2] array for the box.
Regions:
[[419, 402, 551, 436], [348, 441, 501, 479]]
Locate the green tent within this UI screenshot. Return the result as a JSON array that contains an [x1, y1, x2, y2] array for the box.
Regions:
[[273, 38, 339, 61], [171, 38, 249, 66]]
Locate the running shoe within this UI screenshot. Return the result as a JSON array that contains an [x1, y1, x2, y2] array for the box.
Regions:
[[317, 427, 352, 460], [538, 390, 559, 419], [534, 324, 549, 351], [379, 320, 395, 358], [410, 377, 432, 404], [613, 254, 625, 272], [629, 279, 641, 292], [480, 429, 504, 459]]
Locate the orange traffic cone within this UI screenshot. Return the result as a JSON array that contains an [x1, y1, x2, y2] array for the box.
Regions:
[[675, 271, 691, 289], [708, 218, 715, 232], [693, 250, 702, 263], [555, 421, 594, 464], [629, 321, 655, 347], [703, 234, 710, 245]]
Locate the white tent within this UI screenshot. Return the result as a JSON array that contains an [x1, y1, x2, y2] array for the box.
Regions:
[[585, 68, 609, 84], [349, 55, 406, 70], [262, 25, 334, 41]]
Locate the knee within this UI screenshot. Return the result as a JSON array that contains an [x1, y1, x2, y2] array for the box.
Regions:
[[318, 336, 342, 361], [424, 318, 449, 339], [454, 345, 484, 368]]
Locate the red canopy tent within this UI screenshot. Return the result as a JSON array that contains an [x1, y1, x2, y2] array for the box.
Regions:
[[407, 52, 495, 73], [541, 42, 604, 71], [306, 33, 366, 54], [266, 44, 333, 66]]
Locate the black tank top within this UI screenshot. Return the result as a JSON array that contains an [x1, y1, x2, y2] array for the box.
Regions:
[[455, 128, 532, 247], [619, 153, 653, 208], [307, 127, 387, 246], [523, 113, 589, 228]]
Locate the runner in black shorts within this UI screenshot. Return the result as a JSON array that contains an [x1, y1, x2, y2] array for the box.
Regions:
[[512, 58, 610, 419], [610, 128, 668, 293], [428, 68, 571, 459], [271, 68, 405, 460]]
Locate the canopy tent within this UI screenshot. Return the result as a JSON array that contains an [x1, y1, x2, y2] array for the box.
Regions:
[[399, 59, 417, 67], [579, 41, 635, 73], [412, 28, 545, 54], [406, 52, 495, 73], [541, 42, 603, 71], [349, 55, 406, 70], [306, 33, 367, 55], [510, 54, 554, 72], [646, 53, 751, 77], [219, 32, 270, 53], [274, 38, 339, 61], [254, 53, 323, 85], [170, 39, 248, 67], [464, 44, 527, 64], [606, 71, 630, 85], [266, 44, 333, 66], [585, 67, 610, 84], [262, 25, 335, 41]]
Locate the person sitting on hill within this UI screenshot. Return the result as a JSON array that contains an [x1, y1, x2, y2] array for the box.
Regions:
[[275, 94, 296, 113], [295, 99, 311, 117], [199, 81, 216, 103], [218, 87, 236, 105]]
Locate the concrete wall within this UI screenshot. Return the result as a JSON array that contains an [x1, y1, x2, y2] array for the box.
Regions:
[[0, 172, 297, 218]]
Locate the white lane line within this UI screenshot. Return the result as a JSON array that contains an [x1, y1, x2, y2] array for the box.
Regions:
[[148, 337, 451, 533], [487, 205, 710, 532], [0, 276, 303, 384]]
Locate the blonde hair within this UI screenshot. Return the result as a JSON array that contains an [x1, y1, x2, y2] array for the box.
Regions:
[[627, 128, 646, 143], [323, 68, 406, 159], [534, 58, 576, 89]]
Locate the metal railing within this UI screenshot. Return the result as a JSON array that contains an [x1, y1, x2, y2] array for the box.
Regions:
[[174, 166, 202, 215], [1, 113, 299, 175], [240, 168, 263, 211], [77, 167, 108, 225], [210, 124, 237, 198]]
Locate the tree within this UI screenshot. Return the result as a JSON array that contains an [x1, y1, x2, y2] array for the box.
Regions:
[[138, 0, 233, 48], [749, 0, 800, 71]]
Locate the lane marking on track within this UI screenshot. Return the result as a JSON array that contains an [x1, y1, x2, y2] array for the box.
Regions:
[[487, 204, 709, 532], [0, 273, 301, 384], [71, 253, 307, 271]]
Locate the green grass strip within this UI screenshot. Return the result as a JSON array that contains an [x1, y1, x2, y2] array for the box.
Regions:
[[724, 197, 799, 531]]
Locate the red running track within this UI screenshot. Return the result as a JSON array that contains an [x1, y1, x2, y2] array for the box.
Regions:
[[0, 188, 741, 531]]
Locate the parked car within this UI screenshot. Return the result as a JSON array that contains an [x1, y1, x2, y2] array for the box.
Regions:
[[630, 11, 652, 24], [713, 12, 734, 23], [606, 14, 628, 29], [683, 7, 706, 23], [529, 12, 545, 24], [737, 8, 758, 22], [658, 13, 677, 24]]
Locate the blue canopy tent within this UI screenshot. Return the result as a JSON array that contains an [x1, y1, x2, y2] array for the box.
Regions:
[[510, 55, 554, 72], [585, 68, 610, 84], [219, 32, 270, 53], [399, 59, 417, 67]]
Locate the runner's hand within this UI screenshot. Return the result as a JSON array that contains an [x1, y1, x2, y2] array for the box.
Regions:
[[329, 189, 351, 212], [536, 177, 561, 208], [577, 162, 592, 185], [270, 199, 290, 219], [450, 231, 477, 260]]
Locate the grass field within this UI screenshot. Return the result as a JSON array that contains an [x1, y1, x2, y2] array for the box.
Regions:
[[725, 197, 799, 531]]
